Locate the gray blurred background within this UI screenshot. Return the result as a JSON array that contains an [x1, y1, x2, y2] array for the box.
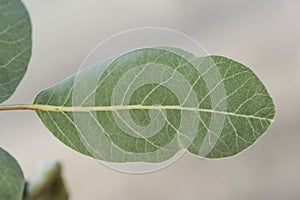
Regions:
[[1, 0, 299, 199]]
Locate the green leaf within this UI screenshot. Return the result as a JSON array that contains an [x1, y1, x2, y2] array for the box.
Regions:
[[0, 147, 25, 200], [34, 47, 275, 162], [0, 0, 32, 103], [27, 160, 68, 200], [189, 55, 275, 158]]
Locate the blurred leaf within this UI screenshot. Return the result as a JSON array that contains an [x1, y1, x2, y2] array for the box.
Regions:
[[0, 0, 32, 103], [27, 160, 68, 200], [33, 176, 68, 200], [0, 147, 25, 200], [34, 47, 275, 162]]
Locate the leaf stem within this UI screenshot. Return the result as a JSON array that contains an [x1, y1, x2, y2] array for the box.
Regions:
[[0, 104, 40, 111]]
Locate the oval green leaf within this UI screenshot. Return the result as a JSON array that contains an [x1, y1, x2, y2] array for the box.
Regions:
[[34, 47, 275, 162], [0, 0, 32, 103], [0, 147, 25, 200]]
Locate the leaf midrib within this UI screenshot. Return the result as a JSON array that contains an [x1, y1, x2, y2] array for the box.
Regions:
[[0, 104, 274, 122]]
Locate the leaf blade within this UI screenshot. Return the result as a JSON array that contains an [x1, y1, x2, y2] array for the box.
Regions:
[[0, 0, 32, 103], [34, 47, 275, 162], [0, 147, 25, 200], [188, 55, 275, 158]]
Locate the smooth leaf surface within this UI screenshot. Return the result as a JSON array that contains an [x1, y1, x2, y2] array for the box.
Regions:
[[34, 47, 275, 162], [189, 55, 275, 158], [0, 147, 25, 200], [0, 0, 32, 103]]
